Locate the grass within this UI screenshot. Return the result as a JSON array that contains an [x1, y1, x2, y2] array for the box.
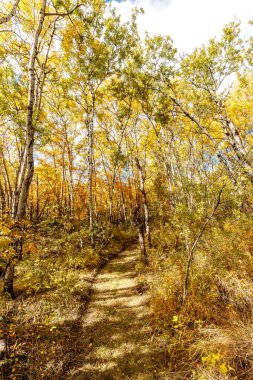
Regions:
[[2, 212, 253, 379], [0, 223, 135, 379], [145, 214, 253, 379]]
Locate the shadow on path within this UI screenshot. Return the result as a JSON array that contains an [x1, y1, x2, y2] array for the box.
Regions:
[[60, 248, 165, 380]]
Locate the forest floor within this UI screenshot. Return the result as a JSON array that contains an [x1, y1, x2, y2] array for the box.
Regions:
[[62, 246, 166, 380]]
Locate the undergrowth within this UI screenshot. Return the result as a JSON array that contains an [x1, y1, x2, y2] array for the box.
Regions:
[[0, 221, 135, 379], [148, 211, 253, 380]]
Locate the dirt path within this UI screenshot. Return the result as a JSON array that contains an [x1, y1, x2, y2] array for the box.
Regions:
[[65, 247, 165, 380]]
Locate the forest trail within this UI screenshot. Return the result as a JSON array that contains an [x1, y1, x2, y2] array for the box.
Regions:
[[64, 247, 164, 380]]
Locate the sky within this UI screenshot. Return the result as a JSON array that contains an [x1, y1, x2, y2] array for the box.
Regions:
[[108, 0, 253, 53]]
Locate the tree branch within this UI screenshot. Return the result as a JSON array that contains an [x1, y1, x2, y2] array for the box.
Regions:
[[45, 3, 85, 17], [182, 183, 227, 304], [0, 0, 20, 24]]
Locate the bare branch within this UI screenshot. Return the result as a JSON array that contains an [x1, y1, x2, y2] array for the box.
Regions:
[[182, 183, 227, 304]]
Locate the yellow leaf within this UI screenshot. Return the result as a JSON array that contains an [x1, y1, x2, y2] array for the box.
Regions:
[[220, 363, 228, 374], [0, 236, 11, 249]]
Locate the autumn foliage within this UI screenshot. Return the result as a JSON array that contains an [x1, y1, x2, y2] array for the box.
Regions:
[[0, 0, 253, 379]]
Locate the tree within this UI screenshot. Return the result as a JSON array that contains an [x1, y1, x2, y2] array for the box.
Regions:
[[61, 1, 139, 240]]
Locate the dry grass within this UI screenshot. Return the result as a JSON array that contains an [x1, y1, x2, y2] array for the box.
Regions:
[[147, 215, 253, 379], [1, 225, 135, 379]]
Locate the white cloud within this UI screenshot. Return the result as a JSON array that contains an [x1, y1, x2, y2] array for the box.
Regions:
[[109, 0, 253, 52]]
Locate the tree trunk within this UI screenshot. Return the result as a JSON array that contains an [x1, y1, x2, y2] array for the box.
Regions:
[[0, 147, 12, 211], [0, 180, 5, 217], [63, 124, 74, 217], [36, 174, 39, 222], [12, 0, 47, 220], [121, 191, 127, 223], [135, 157, 152, 248], [88, 118, 93, 238], [3, 263, 14, 298], [134, 202, 148, 265], [87, 96, 95, 244], [138, 224, 148, 265], [109, 192, 113, 222]]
